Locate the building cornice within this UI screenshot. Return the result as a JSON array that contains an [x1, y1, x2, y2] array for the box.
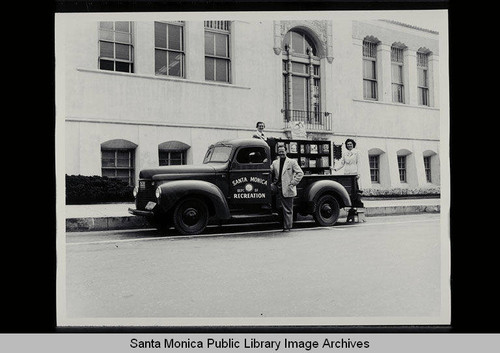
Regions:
[[379, 19, 439, 35]]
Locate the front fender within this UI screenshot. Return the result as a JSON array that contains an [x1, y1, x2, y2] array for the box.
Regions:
[[304, 180, 352, 209], [156, 180, 231, 220]]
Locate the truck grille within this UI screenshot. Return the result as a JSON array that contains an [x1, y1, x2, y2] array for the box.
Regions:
[[136, 180, 156, 210]]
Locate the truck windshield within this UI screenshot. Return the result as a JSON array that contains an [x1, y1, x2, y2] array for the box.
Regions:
[[203, 146, 232, 163]]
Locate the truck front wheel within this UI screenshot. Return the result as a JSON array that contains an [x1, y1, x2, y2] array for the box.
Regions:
[[173, 197, 209, 235], [313, 194, 340, 227]]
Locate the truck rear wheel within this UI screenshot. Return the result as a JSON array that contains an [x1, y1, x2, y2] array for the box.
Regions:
[[313, 194, 340, 227], [173, 197, 209, 235]]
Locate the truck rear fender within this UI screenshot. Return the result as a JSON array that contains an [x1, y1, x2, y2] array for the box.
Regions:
[[156, 180, 231, 220], [305, 180, 352, 209]]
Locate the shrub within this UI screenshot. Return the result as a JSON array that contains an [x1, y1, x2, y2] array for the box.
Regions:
[[66, 175, 134, 204], [362, 186, 440, 198]]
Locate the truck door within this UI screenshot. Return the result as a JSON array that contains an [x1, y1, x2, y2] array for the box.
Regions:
[[229, 146, 271, 207]]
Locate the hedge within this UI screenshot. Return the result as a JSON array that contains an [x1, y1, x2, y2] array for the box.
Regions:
[[362, 186, 440, 198], [66, 175, 134, 204]]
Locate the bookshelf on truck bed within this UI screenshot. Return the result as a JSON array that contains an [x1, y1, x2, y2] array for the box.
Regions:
[[271, 139, 332, 175]]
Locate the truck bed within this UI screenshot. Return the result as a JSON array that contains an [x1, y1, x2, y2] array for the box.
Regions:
[[299, 174, 357, 195]]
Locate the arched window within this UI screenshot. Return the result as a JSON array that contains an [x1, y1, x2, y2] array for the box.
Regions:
[[391, 43, 406, 103], [101, 139, 137, 186], [362, 37, 379, 100], [282, 29, 321, 123], [158, 141, 190, 166], [417, 48, 431, 106], [423, 150, 439, 184], [368, 148, 385, 184], [397, 149, 412, 184]]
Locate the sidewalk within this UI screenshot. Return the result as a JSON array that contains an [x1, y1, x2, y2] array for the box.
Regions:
[[65, 198, 441, 232]]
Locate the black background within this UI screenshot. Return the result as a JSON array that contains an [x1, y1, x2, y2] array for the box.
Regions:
[[4, 0, 496, 334]]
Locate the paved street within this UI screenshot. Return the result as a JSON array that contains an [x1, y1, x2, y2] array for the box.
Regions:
[[63, 214, 444, 324]]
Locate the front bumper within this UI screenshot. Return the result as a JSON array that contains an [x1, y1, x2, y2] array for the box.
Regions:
[[128, 208, 155, 217]]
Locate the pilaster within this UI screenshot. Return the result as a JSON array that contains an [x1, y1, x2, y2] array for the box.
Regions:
[[406, 49, 418, 106], [377, 43, 392, 102], [386, 147, 402, 189], [428, 54, 439, 108]]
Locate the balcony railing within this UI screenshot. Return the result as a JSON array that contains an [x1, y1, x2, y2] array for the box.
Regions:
[[282, 109, 333, 132]]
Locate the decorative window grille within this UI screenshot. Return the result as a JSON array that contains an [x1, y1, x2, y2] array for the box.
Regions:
[[417, 51, 430, 106], [204, 21, 230, 31], [101, 149, 135, 186], [204, 21, 231, 83], [391, 46, 405, 103], [398, 155, 407, 183], [369, 155, 380, 183], [98, 21, 134, 73], [363, 40, 378, 100], [154, 21, 185, 77]]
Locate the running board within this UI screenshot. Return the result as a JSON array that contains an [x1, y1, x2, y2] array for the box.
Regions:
[[226, 213, 279, 224]]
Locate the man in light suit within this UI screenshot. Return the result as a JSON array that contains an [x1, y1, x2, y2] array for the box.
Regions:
[[271, 145, 304, 231]]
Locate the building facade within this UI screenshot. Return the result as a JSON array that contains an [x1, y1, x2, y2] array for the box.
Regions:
[[60, 17, 441, 192]]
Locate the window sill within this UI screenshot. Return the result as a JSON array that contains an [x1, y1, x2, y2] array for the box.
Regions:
[[77, 68, 250, 90]]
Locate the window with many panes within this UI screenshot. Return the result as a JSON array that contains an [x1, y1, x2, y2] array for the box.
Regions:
[[369, 155, 380, 183], [398, 155, 407, 183], [363, 40, 378, 100], [154, 21, 185, 77], [424, 156, 432, 183], [391, 46, 405, 103], [204, 21, 231, 83], [101, 149, 135, 186], [282, 29, 321, 121], [159, 150, 186, 166], [417, 51, 430, 106], [98, 21, 134, 73]]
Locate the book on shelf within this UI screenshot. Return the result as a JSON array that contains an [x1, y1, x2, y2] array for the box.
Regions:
[[300, 157, 308, 168], [309, 159, 316, 168], [319, 143, 330, 153], [310, 144, 318, 154], [289, 142, 298, 153], [322, 156, 329, 167], [300, 144, 305, 154], [275, 141, 286, 153]]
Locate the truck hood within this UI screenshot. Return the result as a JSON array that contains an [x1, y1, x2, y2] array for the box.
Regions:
[[139, 164, 219, 179]]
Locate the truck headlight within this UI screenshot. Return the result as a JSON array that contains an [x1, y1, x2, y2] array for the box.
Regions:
[[155, 186, 162, 199], [133, 186, 138, 198]]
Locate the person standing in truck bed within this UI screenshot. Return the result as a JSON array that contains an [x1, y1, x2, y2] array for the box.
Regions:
[[334, 138, 360, 177], [252, 121, 267, 141], [271, 145, 304, 232], [334, 138, 363, 221]]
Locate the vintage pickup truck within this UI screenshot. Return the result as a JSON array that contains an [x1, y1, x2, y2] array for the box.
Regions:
[[129, 138, 363, 235]]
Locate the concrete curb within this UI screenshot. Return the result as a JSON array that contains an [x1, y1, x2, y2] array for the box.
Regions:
[[66, 205, 440, 232], [66, 216, 151, 232]]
